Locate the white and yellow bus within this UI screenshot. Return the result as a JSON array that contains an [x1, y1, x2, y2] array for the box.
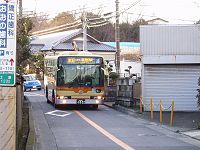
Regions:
[[44, 51, 105, 109]]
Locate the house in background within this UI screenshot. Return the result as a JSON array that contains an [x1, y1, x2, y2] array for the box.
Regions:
[[146, 18, 169, 24], [30, 29, 116, 61], [30, 30, 142, 77], [104, 42, 141, 78]]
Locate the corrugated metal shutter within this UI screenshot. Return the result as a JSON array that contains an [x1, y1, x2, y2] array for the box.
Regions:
[[143, 65, 200, 111], [140, 25, 200, 55]]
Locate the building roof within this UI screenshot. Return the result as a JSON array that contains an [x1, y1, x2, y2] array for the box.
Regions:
[[30, 29, 116, 53], [146, 18, 169, 24], [103, 42, 140, 49]]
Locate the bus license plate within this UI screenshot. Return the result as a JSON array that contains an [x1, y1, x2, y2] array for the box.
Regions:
[[76, 100, 85, 104]]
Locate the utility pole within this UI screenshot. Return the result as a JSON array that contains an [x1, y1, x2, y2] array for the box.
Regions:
[[19, 0, 23, 18], [82, 11, 87, 51], [115, 0, 120, 75]]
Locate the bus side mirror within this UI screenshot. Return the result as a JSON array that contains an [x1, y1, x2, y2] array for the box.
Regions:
[[57, 65, 63, 71]]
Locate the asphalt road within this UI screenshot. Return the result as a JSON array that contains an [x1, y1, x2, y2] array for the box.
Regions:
[[25, 90, 200, 150]]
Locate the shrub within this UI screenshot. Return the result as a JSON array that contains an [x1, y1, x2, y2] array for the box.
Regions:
[[196, 77, 200, 108]]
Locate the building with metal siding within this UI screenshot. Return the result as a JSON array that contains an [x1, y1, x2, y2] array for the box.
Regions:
[[140, 25, 200, 56], [140, 25, 200, 111], [30, 29, 116, 61]]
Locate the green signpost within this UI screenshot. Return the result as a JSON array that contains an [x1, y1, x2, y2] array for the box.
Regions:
[[0, 71, 14, 85]]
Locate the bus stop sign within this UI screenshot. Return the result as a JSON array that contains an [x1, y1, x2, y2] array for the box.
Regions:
[[0, 0, 16, 86]]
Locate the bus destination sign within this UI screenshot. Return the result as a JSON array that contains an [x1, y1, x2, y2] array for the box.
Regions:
[[66, 57, 101, 64]]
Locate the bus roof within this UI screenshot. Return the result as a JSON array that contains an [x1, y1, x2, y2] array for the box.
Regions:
[[45, 51, 104, 59]]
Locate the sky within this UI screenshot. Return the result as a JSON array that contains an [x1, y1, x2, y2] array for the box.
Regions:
[[22, 0, 200, 24]]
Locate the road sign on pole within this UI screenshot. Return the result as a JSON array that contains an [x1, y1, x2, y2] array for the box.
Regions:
[[0, 0, 16, 86]]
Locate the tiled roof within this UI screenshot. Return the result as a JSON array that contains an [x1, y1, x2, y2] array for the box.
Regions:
[[54, 42, 115, 52], [30, 29, 82, 45], [30, 29, 115, 53]]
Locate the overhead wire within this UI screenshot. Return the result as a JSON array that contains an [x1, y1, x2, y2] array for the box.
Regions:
[[31, 19, 82, 35], [88, 21, 111, 28], [124, 12, 198, 23], [31, 0, 142, 35], [33, 23, 82, 36]]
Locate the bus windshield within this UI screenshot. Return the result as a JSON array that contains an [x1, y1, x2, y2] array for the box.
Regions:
[[57, 64, 104, 87]]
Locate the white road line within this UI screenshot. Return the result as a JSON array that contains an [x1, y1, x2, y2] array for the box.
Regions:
[[45, 110, 72, 117]]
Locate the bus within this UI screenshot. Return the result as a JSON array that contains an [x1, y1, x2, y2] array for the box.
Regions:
[[44, 51, 105, 109]]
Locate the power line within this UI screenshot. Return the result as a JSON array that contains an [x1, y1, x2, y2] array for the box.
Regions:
[[32, 22, 82, 36], [88, 21, 111, 28], [31, 19, 82, 35], [120, 0, 141, 14], [125, 12, 198, 23], [31, 1, 142, 35]]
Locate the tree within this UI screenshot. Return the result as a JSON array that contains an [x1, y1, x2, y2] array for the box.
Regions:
[[30, 12, 77, 33], [88, 17, 148, 42], [48, 12, 76, 28], [28, 53, 44, 79], [87, 12, 115, 41], [196, 19, 200, 24], [88, 23, 115, 41], [119, 22, 133, 42], [17, 17, 33, 73], [30, 13, 49, 32], [132, 19, 148, 42]]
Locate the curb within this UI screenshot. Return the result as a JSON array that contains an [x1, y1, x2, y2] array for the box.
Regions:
[[103, 102, 115, 109], [181, 130, 200, 142], [26, 97, 36, 150], [104, 103, 139, 117], [104, 103, 200, 142]]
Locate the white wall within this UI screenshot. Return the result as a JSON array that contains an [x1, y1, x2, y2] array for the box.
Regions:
[[108, 60, 142, 77]]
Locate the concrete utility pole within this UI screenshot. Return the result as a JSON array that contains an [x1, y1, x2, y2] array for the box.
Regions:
[[82, 11, 87, 51], [19, 0, 23, 18], [115, 0, 120, 74]]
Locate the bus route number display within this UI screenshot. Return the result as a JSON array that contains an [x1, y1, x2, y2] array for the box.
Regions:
[[66, 57, 101, 64]]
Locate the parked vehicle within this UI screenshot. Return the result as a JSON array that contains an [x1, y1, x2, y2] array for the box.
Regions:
[[23, 74, 42, 91]]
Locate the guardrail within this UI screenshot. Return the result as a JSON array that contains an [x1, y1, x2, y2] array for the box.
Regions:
[[140, 96, 175, 126]]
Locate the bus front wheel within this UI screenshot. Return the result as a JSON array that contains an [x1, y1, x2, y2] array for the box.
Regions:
[[46, 87, 50, 103], [52, 90, 58, 109], [93, 105, 98, 109]]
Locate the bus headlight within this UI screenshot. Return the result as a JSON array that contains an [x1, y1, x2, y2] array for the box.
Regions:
[[62, 100, 67, 103], [95, 100, 100, 104], [57, 96, 64, 99], [97, 96, 102, 100], [60, 96, 64, 99]]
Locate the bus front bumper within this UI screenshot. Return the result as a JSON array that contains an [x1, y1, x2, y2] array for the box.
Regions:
[[55, 99, 103, 105]]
